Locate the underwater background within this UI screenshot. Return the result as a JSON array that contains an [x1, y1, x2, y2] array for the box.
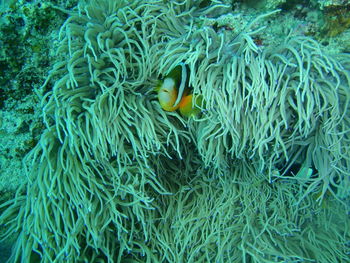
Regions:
[[1, 0, 350, 262]]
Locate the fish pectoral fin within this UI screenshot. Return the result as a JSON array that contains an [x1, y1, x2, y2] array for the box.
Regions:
[[179, 94, 202, 117]]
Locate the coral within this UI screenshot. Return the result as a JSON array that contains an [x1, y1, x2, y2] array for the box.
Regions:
[[0, 0, 75, 101], [0, 0, 79, 194], [321, 2, 350, 37], [0, 0, 350, 262], [234, 0, 287, 10]]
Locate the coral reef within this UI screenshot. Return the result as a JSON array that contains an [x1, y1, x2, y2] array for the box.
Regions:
[[320, 1, 350, 37], [0, 0, 78, 193], [234, 0, 286, 10], [0, 0, 350, 262]]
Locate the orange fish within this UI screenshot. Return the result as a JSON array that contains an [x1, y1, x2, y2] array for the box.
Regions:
[[155, 63, 202, 117]]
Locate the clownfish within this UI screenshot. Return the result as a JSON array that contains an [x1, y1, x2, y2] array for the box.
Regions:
[[155, 63, 202, 117]]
